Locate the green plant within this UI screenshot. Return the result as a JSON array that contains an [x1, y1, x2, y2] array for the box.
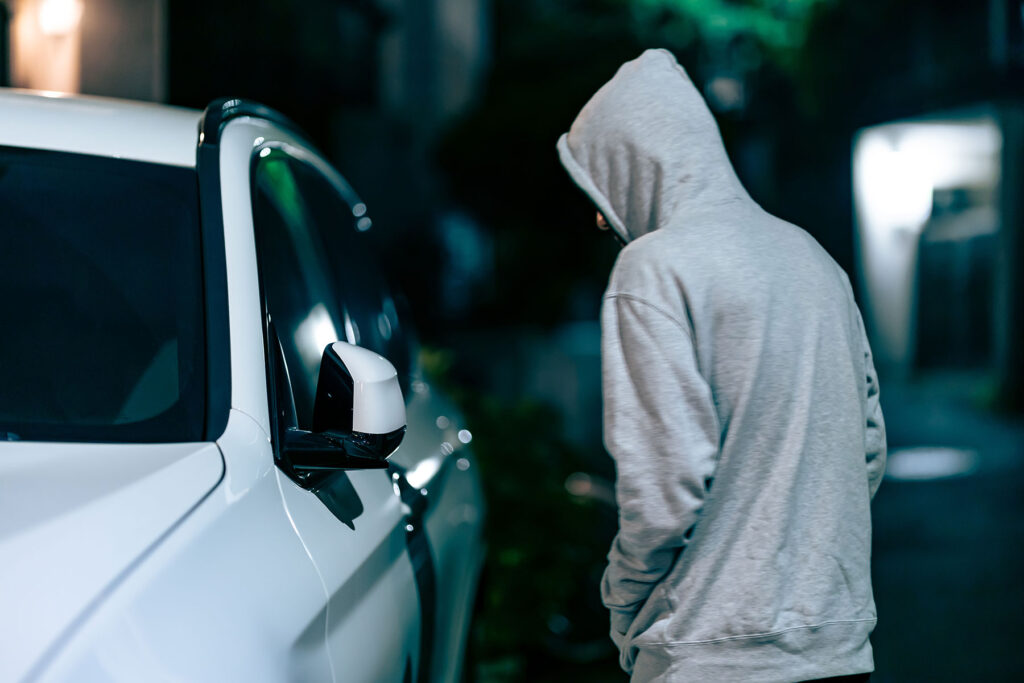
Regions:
[[422, 350, 618, 676]]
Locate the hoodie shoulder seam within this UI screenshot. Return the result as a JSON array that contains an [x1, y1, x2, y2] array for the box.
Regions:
[[604, 292, 695, 343]]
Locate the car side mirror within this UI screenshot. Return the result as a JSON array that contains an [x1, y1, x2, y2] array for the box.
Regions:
[[282, 342, 407, 482], [313, 341, 407, 453]]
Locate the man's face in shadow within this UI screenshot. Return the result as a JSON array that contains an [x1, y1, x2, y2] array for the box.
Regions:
[[597, 211, 626, 247]]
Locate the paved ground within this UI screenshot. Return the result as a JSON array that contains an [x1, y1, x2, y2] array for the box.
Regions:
[[870, 373, 1024, 682]]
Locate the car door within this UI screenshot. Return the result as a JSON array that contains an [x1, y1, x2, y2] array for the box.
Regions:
[[248, 140, 422, 682], [283, 153, 487, 683]]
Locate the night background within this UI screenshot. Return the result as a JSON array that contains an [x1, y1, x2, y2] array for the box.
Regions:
[[3, 0, 1024, 680]]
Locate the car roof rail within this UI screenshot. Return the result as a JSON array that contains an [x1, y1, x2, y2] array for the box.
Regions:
[[198, 97, 309, 148]]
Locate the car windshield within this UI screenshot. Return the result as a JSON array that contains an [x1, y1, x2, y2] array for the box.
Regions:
[[0, 147, 206, 443]]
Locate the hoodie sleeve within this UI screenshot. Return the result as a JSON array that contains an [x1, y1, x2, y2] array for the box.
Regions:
[[857, 311, 887, 499], [600, 293, 720, 640]]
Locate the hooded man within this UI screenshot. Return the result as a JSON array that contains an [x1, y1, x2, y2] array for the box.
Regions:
[[556, 50, 886, 682]]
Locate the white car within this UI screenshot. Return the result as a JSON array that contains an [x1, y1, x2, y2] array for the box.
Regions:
[[0, 91, 485, 683]]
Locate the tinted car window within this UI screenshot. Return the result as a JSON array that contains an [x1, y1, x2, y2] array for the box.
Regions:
[[0, 147, 205, 442], [251, 150, 344, 429], [285, 160, 416, 394]]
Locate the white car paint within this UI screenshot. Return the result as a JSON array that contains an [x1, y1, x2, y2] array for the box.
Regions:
[[0, 91, 485, 682], [215, 116, 279, 437], [217, 115, 424, 682], [0, 90, 200, 167], [329, 341, 407, 435], [0, 441, 224, 682], [34, 410, 337, 682]]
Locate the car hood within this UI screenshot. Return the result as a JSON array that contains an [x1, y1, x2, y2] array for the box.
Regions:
[[0, 440, 224, 682]]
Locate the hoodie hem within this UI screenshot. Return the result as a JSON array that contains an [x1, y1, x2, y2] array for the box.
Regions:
[[650, 617, 876, 647], [629, 619, 876, 683]]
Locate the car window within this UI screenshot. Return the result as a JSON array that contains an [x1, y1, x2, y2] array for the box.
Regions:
[[251, 150, 345, 429], [0, 146, 205, 442], [285, 160, 417, 395]]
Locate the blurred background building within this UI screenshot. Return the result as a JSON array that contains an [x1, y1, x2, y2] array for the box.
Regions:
[[1, 0, 1023, 680]]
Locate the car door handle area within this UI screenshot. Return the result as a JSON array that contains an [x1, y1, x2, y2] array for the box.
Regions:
[[389, 463, 429, 524], [389, 461, 441, 683]]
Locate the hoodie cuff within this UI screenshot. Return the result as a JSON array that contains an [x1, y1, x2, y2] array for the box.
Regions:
[[609, 609, 635, 644], [610, 617, 636, 675]]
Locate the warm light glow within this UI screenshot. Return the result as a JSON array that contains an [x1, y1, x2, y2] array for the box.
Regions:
[[11, 0, 82, 92], [565, 472, 593, 497], [38, 0, 83, 37], [564, 472, 616, 505]]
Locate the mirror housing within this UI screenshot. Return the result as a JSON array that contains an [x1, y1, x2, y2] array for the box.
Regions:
[[313, 342, 406, 439], [283, 342, 406, 482]]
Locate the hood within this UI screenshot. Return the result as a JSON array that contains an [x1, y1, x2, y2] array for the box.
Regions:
[[557, 48, 749, 243], [0, 440, 224, 682]]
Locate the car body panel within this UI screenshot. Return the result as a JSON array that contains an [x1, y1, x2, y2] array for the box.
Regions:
[[225, 116, 425, 680], [236, 119, 487, 681], [398, 382, 486, 683], [275, 468, 421, 682], [0, 90, 199, 167], [0, 440, 224, 682], [216, 117, 279, 436], [34, 410, 335, 682]]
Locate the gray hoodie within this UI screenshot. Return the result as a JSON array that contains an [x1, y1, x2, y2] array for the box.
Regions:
[[557, 50, 886, 682]]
